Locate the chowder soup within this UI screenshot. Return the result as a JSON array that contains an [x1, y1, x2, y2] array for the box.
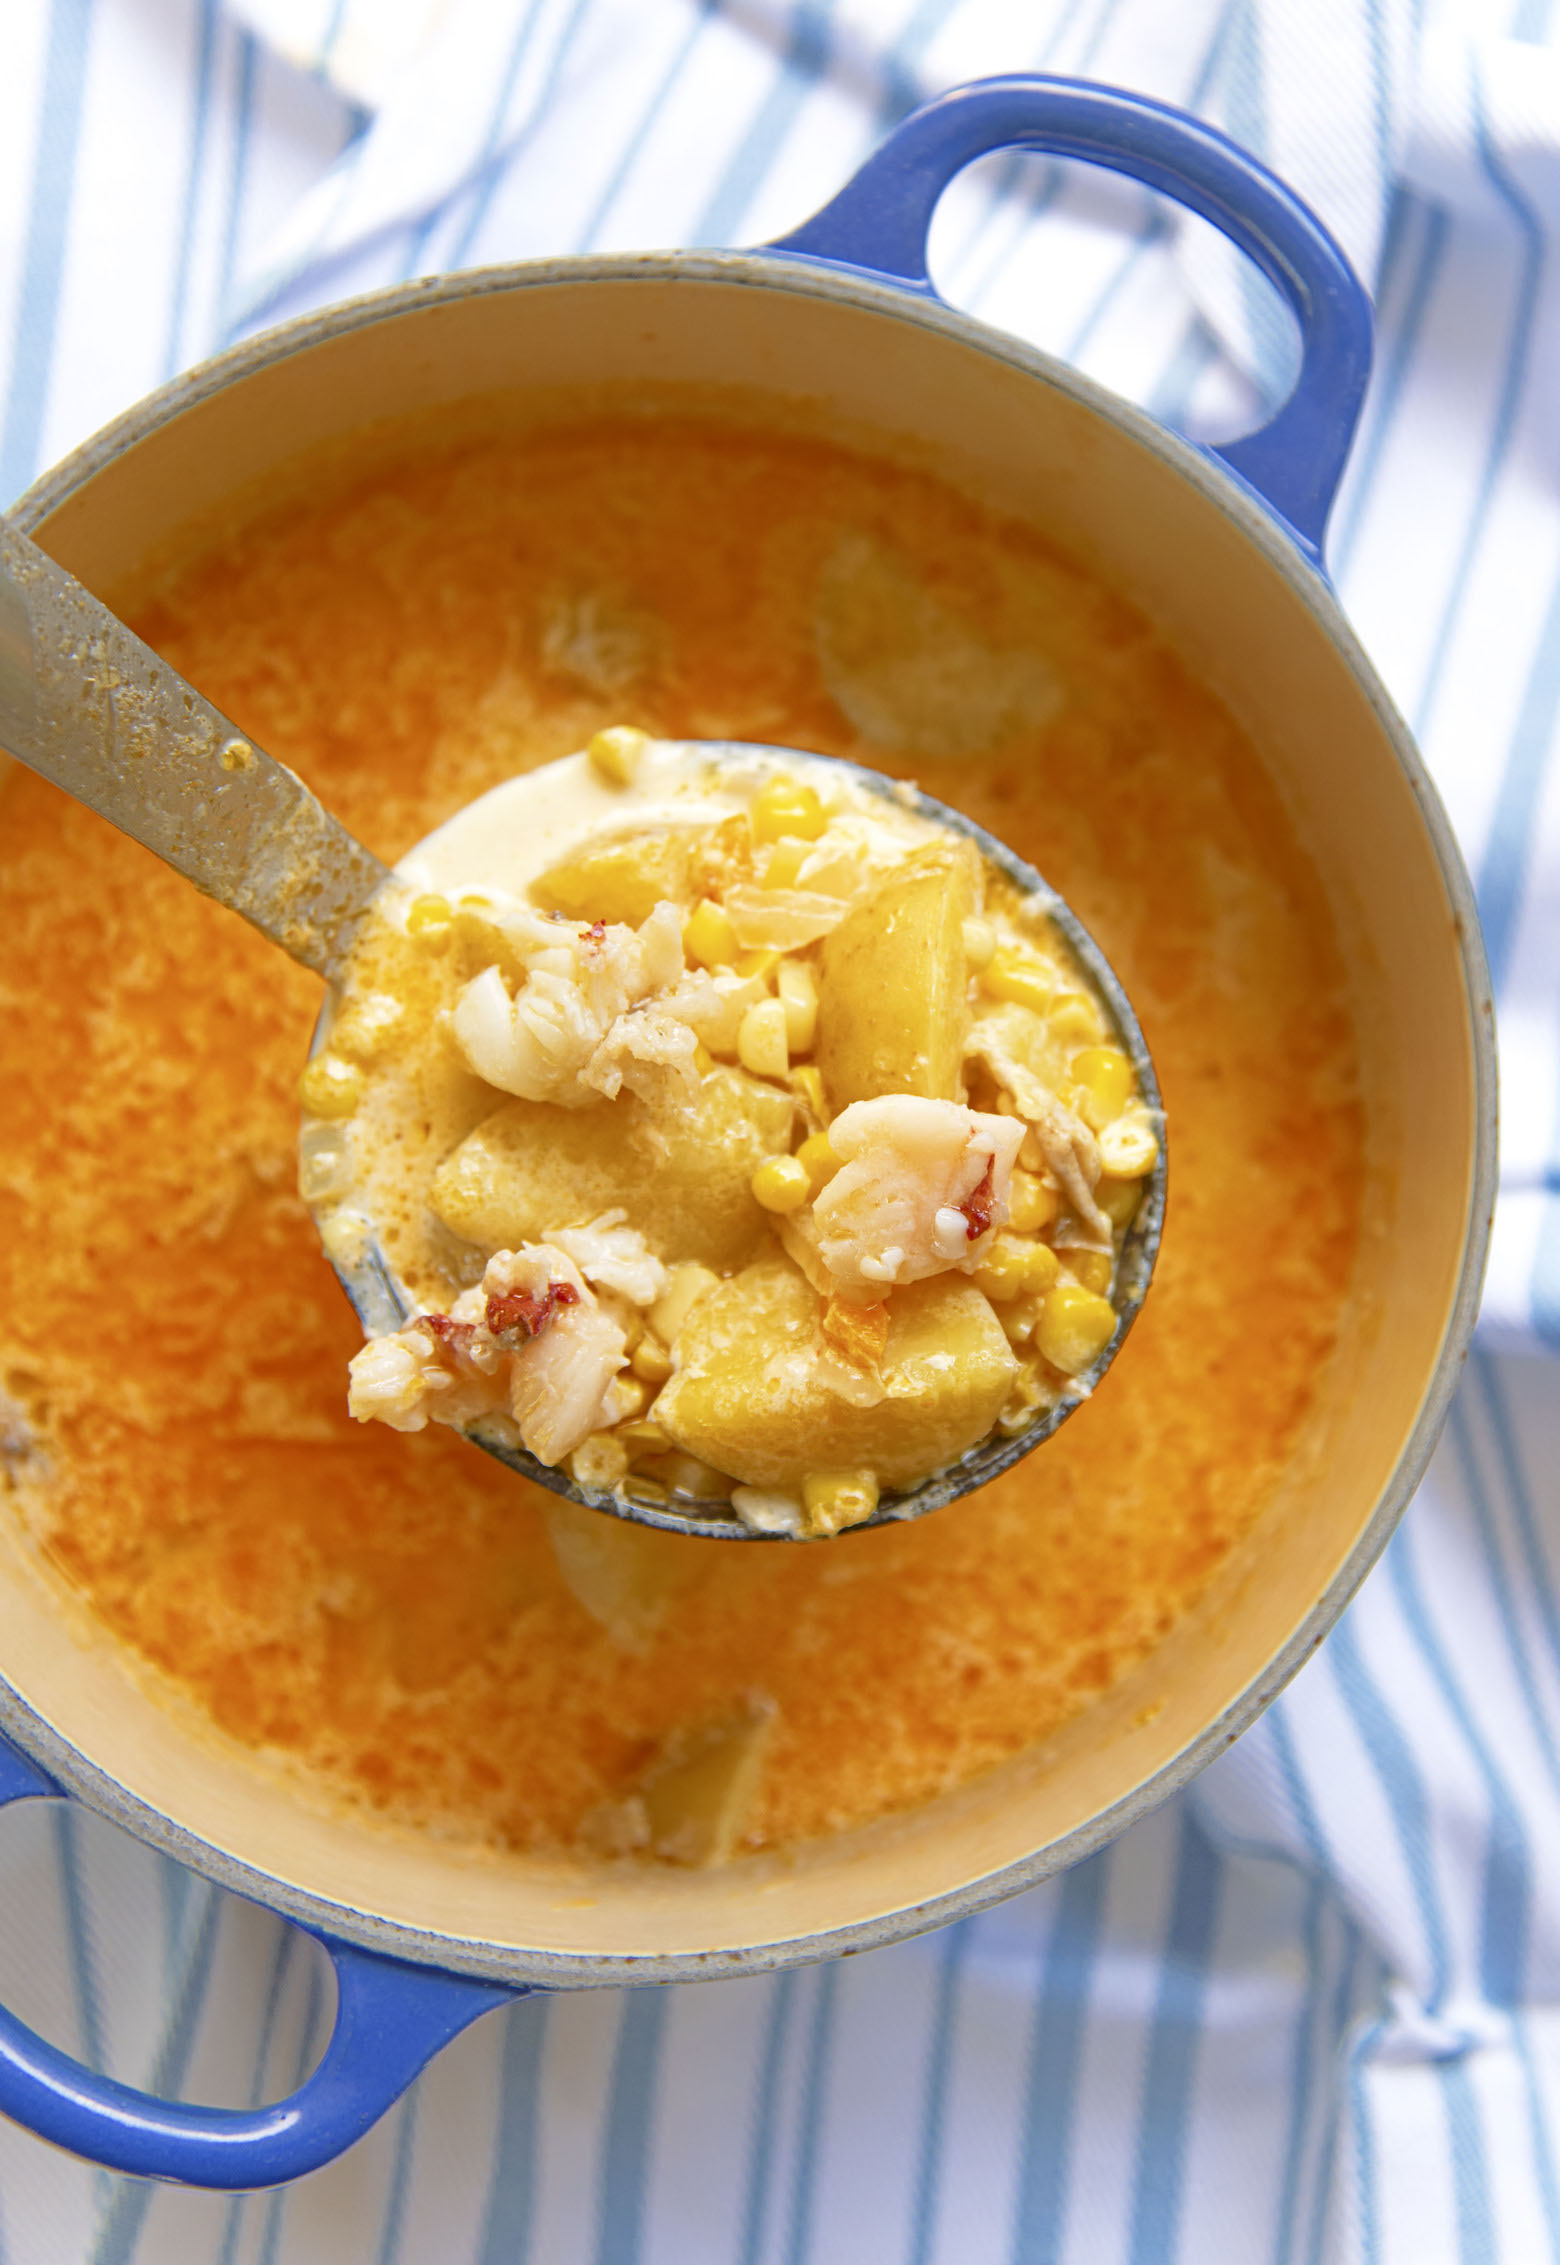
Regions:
[[0, 416, 1362, 1860]]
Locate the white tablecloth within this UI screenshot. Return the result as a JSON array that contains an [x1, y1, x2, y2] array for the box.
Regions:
[[1, 4, 1558, 2258]]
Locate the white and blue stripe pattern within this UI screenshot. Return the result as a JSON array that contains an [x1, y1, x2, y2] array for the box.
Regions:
[[1, 1, 1559, 2256]]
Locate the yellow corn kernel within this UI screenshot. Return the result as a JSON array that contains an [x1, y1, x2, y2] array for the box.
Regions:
[[790, 1062, 826, 1123], [777, 959, 819, 1052], [587, 725, 648, 786], [751, 777, 827, 845], [1071, 1046, 1133, 1130], [1066, 1249, 1113, 1296], [980, 949, 1054, 1013], [737, 997, 789, 1080], [693, 1042, 717, 1077], [735, 948, 780, 982], [684, 898, 739, 970], [298, 1053, 363, 1119], [762, 837, 812, 889], [1049, 992, 1106, 1045], [601, 1373, 650, 1426], [970, 1235, 1034, 1301], [1036, 1282, 1117, 1375], [569, 1432, 630, 1490], [751, 1153, 810, 1213], [1006, 1169, 1059, 1235], [630, 1335, 674, 1385], [1095, 1174, 1144, 1228], [1023, 1242, 1061, 1295], [796, 1129, 840, 1196], [802, 1467, 880, 1538], [962, 915, 998, 971], [616, 1418, 673, 1456], [650, 1263, 720, 1347], [406, 892, 453, 947], [1098, 1114, 1159, 1178]]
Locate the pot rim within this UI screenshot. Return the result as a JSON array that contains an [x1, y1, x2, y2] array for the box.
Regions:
[[0, 247, 1499, 1986]]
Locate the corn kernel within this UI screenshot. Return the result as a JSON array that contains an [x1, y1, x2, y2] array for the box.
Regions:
[[1066, 1249, 1113, 1296], [802, 1467, 879, 1538], [569, 1433, 629, 1490], [1049, 992, 1106, 1045], [684, 898, 739, 970], [587, 725, 648, 786], [298, 1053, 363, 1119], [1095, 1174, 1143, 1228], [762, 837, 812, 889], [1036, 1282, 1117, 1375], [692, 1042, 717, 1077], [616, 1419, 672, 1456], [980, 949, 1054, 1012], [735, 948, 780, 982], [790, 1063, 827, 1124], [970, 1236, 1033, 1301], [751, 1153, 811, 1213], [1098, 1114, 1159, 1178], [1071, 1046, 1133, 1130], [737, 997, 789, 1080], [1006, 1169, 1059, 1234], [630, 1335, 674, 1385], [751, 776, 827, 845], [650, 1263, 720, 1346], [962, 916, 998, 971], [777, 959, 819, 1052], [601, 1373, 650, 1426], [796, 1129, 840, 1195], [406, 892, 453, 947], [1023, 1242, 1061, 1295]]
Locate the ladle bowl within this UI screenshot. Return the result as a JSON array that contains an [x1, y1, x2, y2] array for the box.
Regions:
[[307, 739, 1166, 1538]]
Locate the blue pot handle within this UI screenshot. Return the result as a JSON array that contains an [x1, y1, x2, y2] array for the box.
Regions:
[[762, 74, 1374, 566], [0, 1739, 521, 2187]]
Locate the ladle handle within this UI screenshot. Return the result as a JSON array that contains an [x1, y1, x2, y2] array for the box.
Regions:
[[0, 1737, 522, 2187], [762, 73, 1374, 567], [0, 519, 388, 980]]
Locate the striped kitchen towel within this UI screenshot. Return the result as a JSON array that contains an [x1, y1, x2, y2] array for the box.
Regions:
[[1, 2, 1559, 2260]]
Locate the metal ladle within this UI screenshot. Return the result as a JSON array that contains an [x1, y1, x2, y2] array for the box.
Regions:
[[0, 518, 1164, 1539]]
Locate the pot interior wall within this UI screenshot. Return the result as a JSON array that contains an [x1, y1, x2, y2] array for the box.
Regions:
[[0, 266, 1482, 1980]]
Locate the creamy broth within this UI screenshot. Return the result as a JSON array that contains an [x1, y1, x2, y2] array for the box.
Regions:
[[0, 419, 1362, 1856]]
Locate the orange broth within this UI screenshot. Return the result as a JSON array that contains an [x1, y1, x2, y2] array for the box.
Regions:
[[0, 419, 1362, 1854]]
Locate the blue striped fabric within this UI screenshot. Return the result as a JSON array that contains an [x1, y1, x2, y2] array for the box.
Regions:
[[1, 2, 1560, 2258]]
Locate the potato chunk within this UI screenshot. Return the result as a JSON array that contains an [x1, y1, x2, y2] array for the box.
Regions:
[[432, 1068, 794, 1272], [584, 1696, 776, 1865], [532, 818, 749, 926], [814, 839, 980, 1110], [656, 1253, 1016, 1492]]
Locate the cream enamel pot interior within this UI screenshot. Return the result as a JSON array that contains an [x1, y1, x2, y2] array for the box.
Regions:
[[0, 76, 1495, 2187]]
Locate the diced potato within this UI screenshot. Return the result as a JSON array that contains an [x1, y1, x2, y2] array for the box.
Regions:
[[814, 840, 980, 1110], [581, 1696, 775, 1864], [432, 1067, 795, 1272], [656, 1254, 1017, 1492], [530, 830, 699, 926], [532, 817, 751, 926], [545, 1499, 710, 1652], [640, 1697, 776, 1864]]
